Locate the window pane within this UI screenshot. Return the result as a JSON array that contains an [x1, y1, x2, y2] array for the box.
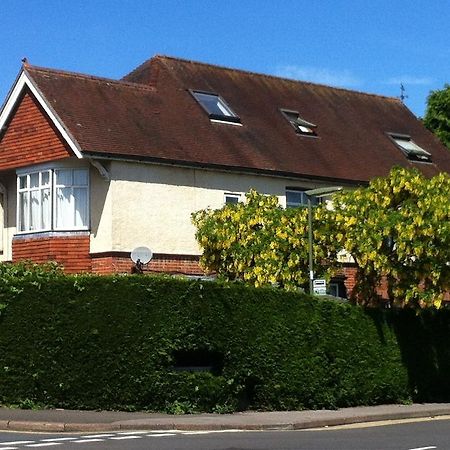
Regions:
[[30, 173, 39, 188], [55, 169, 72, 186], [286, 190, 306, 207], [193, 92, 236, 117], [74, 187, 88, 227], [55, 187, 72, 229], [41, 171, 50, 186], [286, 190, 320, 208], [225, 195, 239, 204], [19, 192, 29, 231], [41, 188, 51, 230], [19, 175, 27, 190], [73, 169, 88, 186], [30, 190, 40, 230]]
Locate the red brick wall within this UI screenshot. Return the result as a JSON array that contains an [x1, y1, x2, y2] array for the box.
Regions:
[[12, 234, 91, 273], [91, 252, 203, 275], [0, 90, 71, 170], [342, 266, 358, 297], [91, 255, 133, 275]]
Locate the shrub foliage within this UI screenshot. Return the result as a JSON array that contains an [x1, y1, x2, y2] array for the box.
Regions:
[[325, 167, 450, 307], [1, 272, 450, 412], [193, 168, 450, 307], [192, 190, 340, 290]]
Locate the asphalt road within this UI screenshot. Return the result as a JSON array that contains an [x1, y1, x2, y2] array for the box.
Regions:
[[0, 418, 449, 449]]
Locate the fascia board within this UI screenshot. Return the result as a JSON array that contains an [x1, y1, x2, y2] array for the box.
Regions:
[[0, 71, 83, 159]]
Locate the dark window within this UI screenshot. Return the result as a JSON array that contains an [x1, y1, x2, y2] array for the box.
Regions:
[[225, 193, 240, 204], [281, 109, 317, 136], [286, 188, 320, 208], [192, 91, 240, 123], [388, 133, 432, 162]]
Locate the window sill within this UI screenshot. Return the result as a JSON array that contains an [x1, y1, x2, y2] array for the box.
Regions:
[[13, 230, 90, 240]]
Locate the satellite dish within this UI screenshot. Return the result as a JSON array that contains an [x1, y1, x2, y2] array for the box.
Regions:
[[131, 246, 153, 264]]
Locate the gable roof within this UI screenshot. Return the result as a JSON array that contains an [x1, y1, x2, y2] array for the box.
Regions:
[[2, 56, 450, 183]]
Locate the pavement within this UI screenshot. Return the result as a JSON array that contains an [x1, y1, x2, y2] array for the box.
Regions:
[[1, 404, 450, 433]]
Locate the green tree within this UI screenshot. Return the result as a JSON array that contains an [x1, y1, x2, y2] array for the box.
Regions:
[[192, 190, 340, 291], [324, 167, 450, 308], [423, 84, 450, 149]]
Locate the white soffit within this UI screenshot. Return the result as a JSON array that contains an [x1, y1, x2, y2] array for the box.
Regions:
[[0, 71, 83, 159]]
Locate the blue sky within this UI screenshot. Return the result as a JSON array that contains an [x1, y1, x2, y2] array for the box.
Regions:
[[1, 0, 448, 117]]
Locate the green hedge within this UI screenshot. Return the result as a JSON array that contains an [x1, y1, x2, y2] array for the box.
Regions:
[[0, 270, 449, 412]]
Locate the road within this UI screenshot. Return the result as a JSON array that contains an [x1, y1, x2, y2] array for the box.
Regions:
[[0, 418, 448, 449]]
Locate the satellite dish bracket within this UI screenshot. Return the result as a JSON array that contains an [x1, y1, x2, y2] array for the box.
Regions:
[[130, 246, 153, 274]]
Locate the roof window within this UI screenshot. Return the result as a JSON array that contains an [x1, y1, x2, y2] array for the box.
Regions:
[[281, 109, 317, 136], [192, 91, 240, 124], [388, 133, 432, 162]]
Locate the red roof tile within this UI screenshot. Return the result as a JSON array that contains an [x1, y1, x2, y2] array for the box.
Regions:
[[23, 56, 450, 183]]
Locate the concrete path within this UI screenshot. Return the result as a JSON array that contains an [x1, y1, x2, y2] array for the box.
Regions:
[[1, 404, 450, 432]]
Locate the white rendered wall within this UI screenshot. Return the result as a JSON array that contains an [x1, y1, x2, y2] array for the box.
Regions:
[[0, 173, 15, 262], [108, 161, 333, 255]]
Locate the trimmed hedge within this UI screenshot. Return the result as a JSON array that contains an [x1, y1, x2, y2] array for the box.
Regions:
[[0, 272, 449, 412]]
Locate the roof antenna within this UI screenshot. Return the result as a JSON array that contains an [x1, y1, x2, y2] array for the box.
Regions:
[[399, 83, 408, 103]]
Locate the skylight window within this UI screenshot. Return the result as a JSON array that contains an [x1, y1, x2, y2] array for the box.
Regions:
[[281, 109, 317, 136], [192, 91, 240, 123], [388, 133, 432, 163]]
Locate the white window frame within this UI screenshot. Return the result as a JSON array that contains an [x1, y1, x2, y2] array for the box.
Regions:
[[16, 166, 89, 234], [0, 185, 5, 253], [53, 168, 90, 232], [224, 193, 241, 205], [280, 109, 318, 137], [191, 90, 241, 124], [17, 169, 52, 233], [388, 133, 432, 163]]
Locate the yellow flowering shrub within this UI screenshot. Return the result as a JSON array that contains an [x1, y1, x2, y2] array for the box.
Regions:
[[192, 190, 340, 291], [324, 167, 450, 308]]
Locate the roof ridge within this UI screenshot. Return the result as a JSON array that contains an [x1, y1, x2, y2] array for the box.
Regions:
[[154, 54, 400, 103], [25, 65, 155, 92]]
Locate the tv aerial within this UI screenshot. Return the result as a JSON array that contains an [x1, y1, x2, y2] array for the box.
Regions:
[[399, 83, 408, 103], [131, 246, 153, 274]]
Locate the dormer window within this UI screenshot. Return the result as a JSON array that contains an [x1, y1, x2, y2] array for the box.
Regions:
[[281, 109, 317, 136], [388, 133, 432, 163], [191, 91, 240, 124]]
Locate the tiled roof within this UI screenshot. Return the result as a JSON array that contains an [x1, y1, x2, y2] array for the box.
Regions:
[[24, 56, 450, 183]]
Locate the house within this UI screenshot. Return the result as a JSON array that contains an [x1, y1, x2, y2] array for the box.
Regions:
[[1, 55, 449, 289]]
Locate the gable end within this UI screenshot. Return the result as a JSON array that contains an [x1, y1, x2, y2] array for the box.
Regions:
[[0, 71, 83, 169], [0, 89, 73, 170]]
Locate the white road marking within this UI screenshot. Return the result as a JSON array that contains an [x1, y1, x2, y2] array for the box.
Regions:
[[0, 442, 35, 446], [110, 436, 142, 440], [409, 447, 437, 450], [0, 447, 18, 450], [40, 439, 77, 442], [181, 431, 213, 435], [80, 434, 115, 439], [73, 439, 105, 444], [146, 433, 177, 437], [26, 444, 62, 448], [116, 431, 149, 435], [307, 416, 450, 431]]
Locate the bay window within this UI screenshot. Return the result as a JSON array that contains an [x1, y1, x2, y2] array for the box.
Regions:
[[17, 168, 89, 233]]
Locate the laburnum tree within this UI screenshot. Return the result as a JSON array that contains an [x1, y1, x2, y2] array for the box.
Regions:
[[193, 168, 450, 308], [192, 190, 340, 290], [323, 167, 450, 308], [423, 84, 450, 150]]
